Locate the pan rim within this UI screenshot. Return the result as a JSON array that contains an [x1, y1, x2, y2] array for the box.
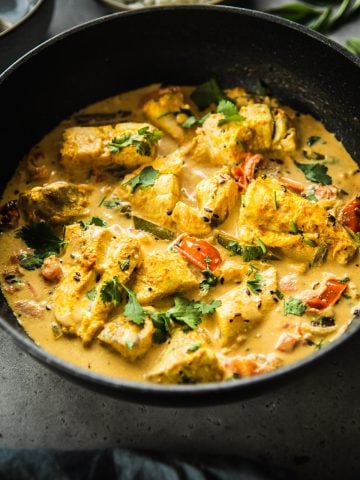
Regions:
[[1, 5, 359, 404]]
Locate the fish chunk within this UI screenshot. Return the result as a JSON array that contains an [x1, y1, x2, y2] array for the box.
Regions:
[[61, 122, 159, 172], [215, 266, 278, 346], [132, 251, 199, 304], [171, 201, 212, 237], [196, 166, 239, 224], [98, 315, 154, 361], [238, 177, 357, 265], [147, 329, 225, 384], [19, 181, 91, 225]]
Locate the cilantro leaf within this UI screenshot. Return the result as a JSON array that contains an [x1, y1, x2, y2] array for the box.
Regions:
[[125, 166, 160, 193], [194, 299, 222, 315], [199, 269, 219, 293], [306, 135, 321, 147], [119, 256, 130, 272], [79, 216, 106, 230], [191, 79, 226, 109], [18, 253, 45, 270], [217, 99, 245, 126], [247, 272, 263, 294], [182, 112, 211, 129], [284, 297, 307, 316], [86, 288, 97, 301], [120, 282, 145, 326], [16, 223, 65, 270], [166, 297, 202, 330], [187, 342, 201, 353], [108, 126, 163, 156], [294, 161, 332, 185], [100, 276, 122, 307]]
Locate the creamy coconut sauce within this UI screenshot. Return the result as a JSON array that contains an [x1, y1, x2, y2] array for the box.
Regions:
[[1, 83, 359, 384]]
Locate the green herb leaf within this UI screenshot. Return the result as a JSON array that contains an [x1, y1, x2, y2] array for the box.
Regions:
[[125, 166, 160, 193], [302, 237, 317, 247], [167, 297, 221, 329], [86, 288, 97, 301], [306, 135, 321, 147], [289, 220, 299, 234], [199, 269, 219, 293], [79, 216, 106, 230], [18, 253, 45, 270], [182, 112, 211, 129], [119, 256, 130, 272], [294, 161, 332, 185], [274, 289, 285, 300], [100, 276, 122, 307], [102, 197, 131, 214], [187, 342, 201, 353], [247, 272, 263, 294], [16, 223, 65, 270], [217, 99, 245, 126], [284, 297, 307, 316], [191, 79, 226, 109], [108, 126, 163, 156], [120, 282, 145, 326], [311, 243, 328, 267], [339, 276, 350, 284], [306, 193, 318, 202]]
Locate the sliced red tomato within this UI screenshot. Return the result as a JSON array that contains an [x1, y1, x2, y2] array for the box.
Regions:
[[306, 278, 349, 310], [341, 198, 360, 233], [234, 153, 263, 191], [279, 177, 304, 193], [177, 235, 222, 271]]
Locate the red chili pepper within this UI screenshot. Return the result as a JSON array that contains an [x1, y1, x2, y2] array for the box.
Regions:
[[341, 198, 360, 233], [177, 235, 222, 271], [306, 278, 349, 310], [279, 177, 304, 193], [234, 153, 263, 191]]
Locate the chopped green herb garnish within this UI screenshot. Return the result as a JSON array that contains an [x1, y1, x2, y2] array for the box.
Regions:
[[16, 223, 65, 270], [306, 136, 321, 147], [306, 193, 318, 202], [302, 237, 317, 247], [119, 256, 130, 272], [125, 166, 160, 193], [247, 272, 263, 294], [86, 288, 97, 301], [182, 112, 210, 129], [102, 197, 131, 213], [294, 161, 332, 185], [199, 269, 219, 293], [303, 149, 325, 161], [289, 221, 299, 234], [18, 254, 44, 270], [79, 216, 106, 230], [100, 276, 122, 307], [120, 282, 145, 326], [126, 340, 135, 350], [108, 126, 163, 156], [256, 237, 267, 254], [191, 79, 226, 109], [284, 297, 307, 316], [187, 342, 201, 353], [217, 99, 245, 126], [274, 289, 284, 300], [339, 277, 350, 284], [311, 243, 328, 267], [273, 191, 278, 210]]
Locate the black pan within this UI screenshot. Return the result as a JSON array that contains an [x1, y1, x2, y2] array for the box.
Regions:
[[1, 6, 359, 406]]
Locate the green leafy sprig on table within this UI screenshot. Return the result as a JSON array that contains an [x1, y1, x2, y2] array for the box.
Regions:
[[268, 0, 360, 34], [16, 223, 65, 270]]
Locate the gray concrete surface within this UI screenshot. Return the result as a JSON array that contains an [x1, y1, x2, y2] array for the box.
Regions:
[[1, 1, 360, 478]]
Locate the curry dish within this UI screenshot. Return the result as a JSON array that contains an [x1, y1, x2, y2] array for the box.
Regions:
[[1, 81, 360, 384]]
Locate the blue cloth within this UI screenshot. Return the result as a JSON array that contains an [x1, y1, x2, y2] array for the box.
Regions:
[[0, 448, 285, 480]]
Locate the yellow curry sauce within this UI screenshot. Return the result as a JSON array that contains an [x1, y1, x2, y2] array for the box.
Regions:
[[1, 82, 360, 384]]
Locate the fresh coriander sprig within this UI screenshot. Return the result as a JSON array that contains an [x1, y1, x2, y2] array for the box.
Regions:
[[16, 223, 65, 271], [108, 126, 163, 156]]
